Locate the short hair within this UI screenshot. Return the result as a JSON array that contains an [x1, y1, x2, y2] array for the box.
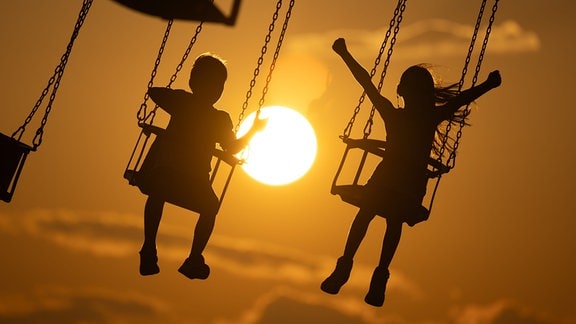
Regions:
[[189, 53, 227, 90]]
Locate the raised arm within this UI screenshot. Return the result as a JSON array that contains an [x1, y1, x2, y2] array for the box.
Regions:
[[221, 112, 268, 154], [440, 70, 502, 119], [332, 38, 395, 117]]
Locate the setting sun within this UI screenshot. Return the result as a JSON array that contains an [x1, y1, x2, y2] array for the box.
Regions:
[[236, 106, 317, 186]]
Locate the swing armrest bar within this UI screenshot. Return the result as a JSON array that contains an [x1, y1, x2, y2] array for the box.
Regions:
[[213, 148, 242, 166], [138, 123, 165, 136], [341, 137, 451, 178], [427, 159, 450, 178], [341, 137, 387, 157]]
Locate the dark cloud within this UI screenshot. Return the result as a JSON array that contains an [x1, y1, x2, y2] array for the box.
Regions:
[[452, 299, 555, 324], [0, 288, 172, 324], [259, 296, 366, 324]]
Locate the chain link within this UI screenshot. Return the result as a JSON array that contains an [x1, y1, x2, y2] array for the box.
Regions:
[[235, 0, 283, 133], [12, 0, 93, 150], [255, 0, 295, 113], [437, 0, 486, 166], [444, 0, 498, 169], [137, 20, 173, 123], [363, 0, 406, 138], [342, 0, 406, 139]]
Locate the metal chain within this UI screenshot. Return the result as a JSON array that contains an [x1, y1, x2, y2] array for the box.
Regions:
[[446, 0, 498, 169], [137, 20, 174, 123], [363, 0, 406, 138], [437, 0, 486, 165], [342, 0, 406, 139], [255, 0, 295, 112], [12, 0, 93, 149], [167, 22, 205, 89], [446, 0, 499, 169], [146, 20, 205, 126], [235, 0, 283, 133]]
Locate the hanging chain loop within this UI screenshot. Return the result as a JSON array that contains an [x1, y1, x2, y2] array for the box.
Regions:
[[235, 0, 283, 133], [136, 20, 174, 123], [444, 0, 498, 169], [12, 0, 93, 150], [342, 0, 406, 139], [255, 0, 295, 113], [363, 0, 407, 138]]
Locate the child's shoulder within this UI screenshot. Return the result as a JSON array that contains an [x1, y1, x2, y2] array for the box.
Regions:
[[149, 87, 193, 109]]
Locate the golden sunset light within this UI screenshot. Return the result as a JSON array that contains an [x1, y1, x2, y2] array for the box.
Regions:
[[0, 1, 574, 323], [236, 106, 317, 186]]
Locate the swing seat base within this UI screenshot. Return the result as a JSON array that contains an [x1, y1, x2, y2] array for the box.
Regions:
[[331, 184, 429, 227], [112, 0, 242, 25], [0, 133, 33, 203]]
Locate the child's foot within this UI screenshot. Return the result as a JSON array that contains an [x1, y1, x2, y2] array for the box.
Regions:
[[178, 255, 210, 280], [139, 249, 160, 276], [364, 267, 390, 307], [320, 256, 353, 294]]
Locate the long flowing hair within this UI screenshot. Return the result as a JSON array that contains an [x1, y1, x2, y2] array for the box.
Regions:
[[431, 82, 471, 160]]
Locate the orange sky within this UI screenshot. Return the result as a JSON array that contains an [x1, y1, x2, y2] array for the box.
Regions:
[[1, 1, 575, 323]]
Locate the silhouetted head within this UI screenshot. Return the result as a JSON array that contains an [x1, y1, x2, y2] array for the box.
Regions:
[[397, 65, 435, 106], [189, 53, 227, 104]]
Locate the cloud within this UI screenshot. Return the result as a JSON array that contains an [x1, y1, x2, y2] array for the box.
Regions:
[[215, 286, 392, 324], [286, 19, 540, 60], [0, 286, 173, 323], [0, 208, 422, 300], [450, 299, 556, 324]]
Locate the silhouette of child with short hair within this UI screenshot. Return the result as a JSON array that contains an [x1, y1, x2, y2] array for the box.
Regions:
[[321, 38, 502, 306], [136, 53, 266, 279]]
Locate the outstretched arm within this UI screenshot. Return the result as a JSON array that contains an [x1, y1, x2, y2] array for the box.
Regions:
[[440, 70, 502, 119], [332, 38, 395, 117], [222, 112, 268, 154]]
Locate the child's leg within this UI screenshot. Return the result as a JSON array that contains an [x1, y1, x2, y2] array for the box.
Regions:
[[178, 211, 216, 280], [378, 218, 403, 269], [343, 209, 377, 259], [142, 195, 165, 251], [189, 211, 217, 258], [365, 218, 402, 306], [139, 195, 164, 276], [321, 209, 376, 294]]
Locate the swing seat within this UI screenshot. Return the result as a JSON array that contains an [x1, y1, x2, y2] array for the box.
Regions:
[[112, 0, 242, 25], [341, 137, 450, 178], [330, 137, 441, 227], [0, 133, 33, 202], [331, 184, 430, 227], [124, 122, 242, 186]]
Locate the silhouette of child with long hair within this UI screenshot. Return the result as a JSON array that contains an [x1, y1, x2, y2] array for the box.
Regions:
[[321, 38, 502, 306], [136, 53, 266, 279]]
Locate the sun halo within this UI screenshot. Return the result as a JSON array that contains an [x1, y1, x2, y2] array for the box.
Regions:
[[236, 106, 317, 186]]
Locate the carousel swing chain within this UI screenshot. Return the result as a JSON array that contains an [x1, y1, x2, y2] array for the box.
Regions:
[[427, 0, 499, 213], [235, 0, 283, 133], [254, 0, 295, 114], [137, 19, 205, 125], [444, 0, 499, 170], [363, 0, 407, 139], [342, 0, 407, 140], [137, 20, 174, 123], [12, 0, 93, 150]]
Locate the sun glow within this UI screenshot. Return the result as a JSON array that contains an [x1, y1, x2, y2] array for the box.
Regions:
[[236, 106, 317, 186]]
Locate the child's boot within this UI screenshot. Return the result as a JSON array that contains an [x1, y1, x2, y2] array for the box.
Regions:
[[139, 248, 160, 276], [320, 256, 353, 294], [178, 254, 210, 280], [364, 266, 390, 307]]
